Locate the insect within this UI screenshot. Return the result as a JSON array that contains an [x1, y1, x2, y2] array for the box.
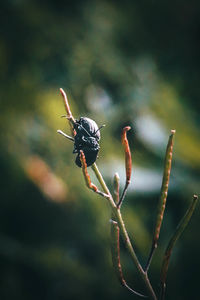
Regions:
[[58, 117, 104, 167]]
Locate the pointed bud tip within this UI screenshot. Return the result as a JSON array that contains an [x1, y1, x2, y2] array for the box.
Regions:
[[171, 129, 176, 134], [114, 172, 120, 180], [124, 126, 131, 132], [60, 88, 67, 97]]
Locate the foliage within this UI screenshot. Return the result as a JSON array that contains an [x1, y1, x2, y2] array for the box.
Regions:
[[0, 1, 199, 299]]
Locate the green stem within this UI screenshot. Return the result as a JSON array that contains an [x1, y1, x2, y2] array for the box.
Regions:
[[91, 163, 157, 300], [92, 163, 115, 207]]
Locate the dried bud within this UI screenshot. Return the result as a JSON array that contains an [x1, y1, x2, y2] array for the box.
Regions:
[[122, 126, 132, 185], [117, 127, 132, 208], [113, 173, 120, 204]]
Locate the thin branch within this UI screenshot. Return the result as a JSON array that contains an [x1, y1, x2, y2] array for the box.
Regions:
[[160, 194, 199, 300], [145, 130, 175, 272], [91, 163, 157, 299], [59, 88, 76, 136], [110, 219, 147, 298], [58, 89, 157, 299], [79, 151, 109, 198], [91, 163, 114, 203], [117, 126, 132, 208], [59, 88, 76, 125]]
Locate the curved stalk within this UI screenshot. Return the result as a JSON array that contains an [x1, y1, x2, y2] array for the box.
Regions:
[[110, 219, 147, 298]]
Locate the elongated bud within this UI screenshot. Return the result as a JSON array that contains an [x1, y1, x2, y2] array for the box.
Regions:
[[122, 126, 132, 185], [113, 173, 120, 204], [154, 130, 176, 243], [117, 127, 132, 208], [145, 130, 176, 272]]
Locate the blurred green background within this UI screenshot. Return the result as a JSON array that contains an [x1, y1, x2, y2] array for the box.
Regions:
[[0, 1, 199, 299]]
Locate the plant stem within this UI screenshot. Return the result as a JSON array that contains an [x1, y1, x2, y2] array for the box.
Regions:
[[92, 163, 157, 300], [115, 208, 157, 300], [110, 218, 147, 298], [92, 163, 114, 205]]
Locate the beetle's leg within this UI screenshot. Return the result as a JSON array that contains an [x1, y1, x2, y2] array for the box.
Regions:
[[57, 130, 74, 142]]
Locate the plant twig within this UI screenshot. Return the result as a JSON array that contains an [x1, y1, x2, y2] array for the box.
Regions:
[[59, 88, 76, 125], [79, 151, 109, 198], [59, 88, 76, 136], [112, 175, 147, 298], [91, 163, 157, 300], [110, 219, 147, 298], [91, 163, 114, 202], [145, 130, 175, 272], [58, 88, 157, 300], [160, 194, 199, 300]]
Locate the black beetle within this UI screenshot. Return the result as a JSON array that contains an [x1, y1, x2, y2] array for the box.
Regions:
[[73, 117, 101, 167], [58, 117, 103, 167]]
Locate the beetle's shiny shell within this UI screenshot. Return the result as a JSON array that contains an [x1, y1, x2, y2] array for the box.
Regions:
[[76, 117, 100, 140], [73, 117, 100, 167]]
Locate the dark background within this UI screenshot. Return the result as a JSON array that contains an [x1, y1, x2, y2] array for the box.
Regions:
[[0, 1, 199, 299]]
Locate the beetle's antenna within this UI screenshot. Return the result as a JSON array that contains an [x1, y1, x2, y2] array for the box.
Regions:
[[95, 124, 106, 135], [57, 130, 74, 142]]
